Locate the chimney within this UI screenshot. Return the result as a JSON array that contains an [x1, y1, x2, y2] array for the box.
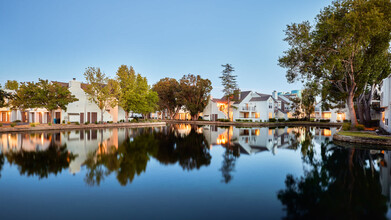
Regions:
[[73, 78, 76, 80], [272, 90, 278, 99]]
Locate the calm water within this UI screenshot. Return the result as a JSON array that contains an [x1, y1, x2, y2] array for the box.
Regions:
[[0, 124, 390, 219]]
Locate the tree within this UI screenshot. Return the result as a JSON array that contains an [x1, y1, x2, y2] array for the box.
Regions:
[[220, 64, 238, 121], [4, 80, 18, 90], [133, 74, 158, 117], [0, 85, 11, 108], [179, 74, 212, 120], [35, 79, 78, 123], [84, 67, 118, 123], [289, 97, 302, 119], [152, 78, 182, 119], [11, 80, 77, 123], [278, 0, 391, 126], [300, 85, 317, 120], [10, 81, 38, 110], [115, 65, 136, 121]]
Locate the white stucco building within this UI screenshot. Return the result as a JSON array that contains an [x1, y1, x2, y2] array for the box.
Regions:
[[380, 75, 391, 132]]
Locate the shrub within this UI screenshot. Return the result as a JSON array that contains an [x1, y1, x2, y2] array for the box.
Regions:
[[310, 118, 315, 122], [48, 122, 52, 126], [0, 123, 2, 127], [30, 123, 35, 127], [320, 119, 330, 123], [62, 120, 65, 124], [355, 124, 365, 131], [217, 119, 230, 122], [13, 120, 21, 123], [67, 121, 71, 124], [236, 119, 241, 122], [84, 121, 89, 125], [10, 123, 16, 127], [278, 118, 286, 122], [342, 123, 351, 131], [107, 121, 113, 124], [75, 122, 80, 125], [95, 121, 98, 124], [131, 118, 138, 123], [268, 118, 276, 122]]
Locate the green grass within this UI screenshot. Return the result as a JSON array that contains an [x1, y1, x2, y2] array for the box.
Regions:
[[338, 131, 391, 140]]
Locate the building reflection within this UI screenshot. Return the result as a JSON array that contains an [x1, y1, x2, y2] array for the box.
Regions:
[[202, 125, 337, 156]]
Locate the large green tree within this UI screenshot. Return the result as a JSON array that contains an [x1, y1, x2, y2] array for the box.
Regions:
[[220, 64, 238, 121], [179, 74, 212, 120], [35, 79, 78, 123], [84, 67, 118, 123], [278, 0, 391, 126], [0, 85, 11, 108], [115, 65, 136, 121], [152, 77, 182, 119]]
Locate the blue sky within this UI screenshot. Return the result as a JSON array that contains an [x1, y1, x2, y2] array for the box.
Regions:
[[0, 0, 332, 98]]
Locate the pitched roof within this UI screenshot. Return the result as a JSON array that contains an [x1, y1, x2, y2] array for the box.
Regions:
[[278, 97, 289, 104], [234, 91, 251, 104], [249, 95, 271, 102]]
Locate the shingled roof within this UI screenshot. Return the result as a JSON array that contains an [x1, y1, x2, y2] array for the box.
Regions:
[[234, 91, 251, 104], [249, 95, 272, 102]]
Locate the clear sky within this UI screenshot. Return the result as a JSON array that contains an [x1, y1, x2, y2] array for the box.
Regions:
[[0, 0, 332, 98]]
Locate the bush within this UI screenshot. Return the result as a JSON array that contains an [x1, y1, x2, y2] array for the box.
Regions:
[[95, 121, 98, 124], [278, 118, 286, 122], [288, 118, 299, 121], [320, 119, 330, 123], [131, 118, 138, 123], [30, 123, 35, 127], [355, 124, 365, 131], [13, 120, 21, 123], [310, 118, 315, 122], [343, 119, 351, 123], [236, 119, 242, 122], [62, 120, 65, 124], [342, 123, 351, 131], [84, 122, 89, 125], [67, 121, 71, 124], [217, 119, 230, 122], [0, 123, 2, 127], [10, 123, 16, 127], [48, 122, 52, 126], [75, 122, 80, 125], [268, 118, 276, 122], [107, 121, 113, 124]]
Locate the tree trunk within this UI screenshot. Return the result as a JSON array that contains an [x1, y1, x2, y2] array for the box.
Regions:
[[125, 111, 129, 122], [357, 94, 365, 124], [347, 93, 358, 126], [227, 97, 230, 121], [101, 109, 104, 123]]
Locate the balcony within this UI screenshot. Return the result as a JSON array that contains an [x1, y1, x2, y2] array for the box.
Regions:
[[241, 106, 256, 111]]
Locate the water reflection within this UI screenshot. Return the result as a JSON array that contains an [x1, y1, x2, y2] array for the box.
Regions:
[[278, 142, 389, 219], [1, 125, 391, 218]]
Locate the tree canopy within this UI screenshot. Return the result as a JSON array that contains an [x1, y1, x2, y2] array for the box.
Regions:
[[179, 74, 212, 120], [278, 0, 391, 126], [84, 67, 118, 123], [152, 77, 182, 119], [4, 80, 18, 90], [220, 64, 238, 121]]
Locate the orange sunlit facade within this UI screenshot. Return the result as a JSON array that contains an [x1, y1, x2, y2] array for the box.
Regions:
[[322, 112, 331, 119]]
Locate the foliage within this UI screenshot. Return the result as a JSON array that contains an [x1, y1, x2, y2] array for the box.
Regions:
[[116, 65, 158, 118], [278, 118, 286, 122], [4, 80, 18, 90], [0, 85, 11, 108], [152, 77, 182, 119], [220, 64, 238, 121], [319, 119, 330, 123], [30, 123, 35, 127], [338, 131, 391, 140], [355, 124, 365, 131], [342, 122, 351, 131], [268, 118, 276, 122], [84, 67, 118, 123], [10, 123, 16, 127], [179, 74, 212, 120], [217, 119, 230, 122], [278, 0, 391, 126]]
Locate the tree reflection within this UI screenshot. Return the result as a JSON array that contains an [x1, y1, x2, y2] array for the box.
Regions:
[[6, 144, 75, 179], [84, 126, 212, 186], [0, 153, 4, 178], [278, 143, 388, 219]]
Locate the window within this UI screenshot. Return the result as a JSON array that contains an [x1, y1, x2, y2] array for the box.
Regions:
[[254, 113, 260, 118]]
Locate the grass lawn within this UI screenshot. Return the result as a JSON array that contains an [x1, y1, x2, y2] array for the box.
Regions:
[[338, 131, 391, 140]]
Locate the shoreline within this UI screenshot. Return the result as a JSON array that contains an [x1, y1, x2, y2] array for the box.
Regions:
[[164, 120, 343, 127], [0, 122, 167, 133], [333, 131, 391, 146]]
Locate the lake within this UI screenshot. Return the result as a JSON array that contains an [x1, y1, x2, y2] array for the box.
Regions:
[[0, 124, 390, 219]]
